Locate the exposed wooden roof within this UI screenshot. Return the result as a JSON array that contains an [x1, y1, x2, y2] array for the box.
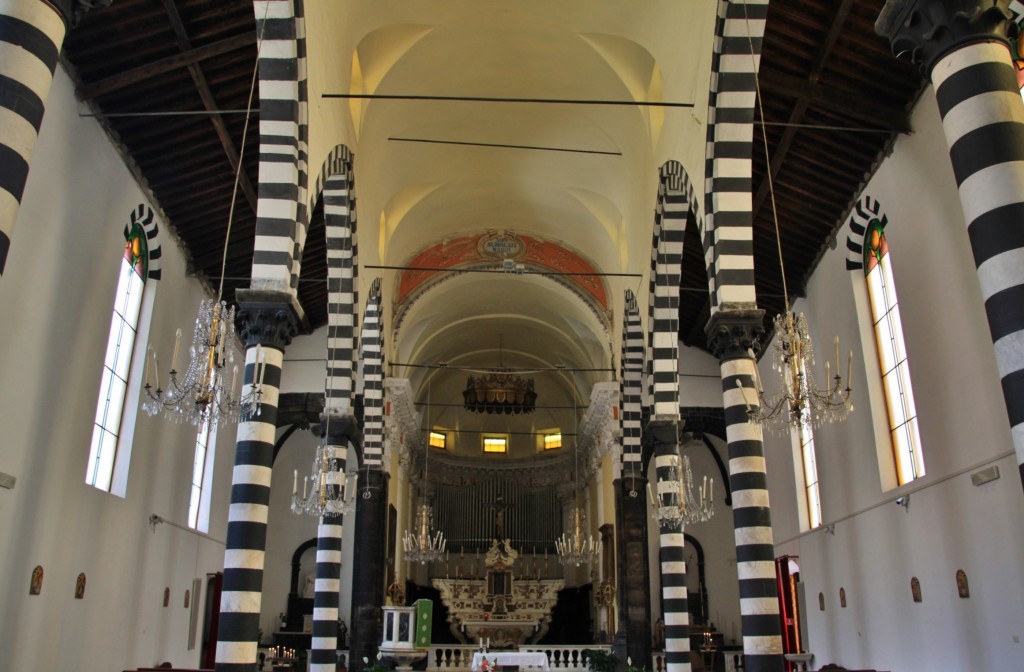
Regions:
[[64, 0, 923, 354]]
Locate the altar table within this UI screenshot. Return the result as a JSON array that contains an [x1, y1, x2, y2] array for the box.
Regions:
[[471, 651, 550, 671]]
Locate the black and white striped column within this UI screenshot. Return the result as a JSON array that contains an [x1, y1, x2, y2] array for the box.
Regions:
[[0, 0, 69, 274], [878, 0, 1024, 488], [217, 291, 298, 672], [310, 148, 358, 672], [310, 416, 353, 672], [651, 423, 690, 672], [706, 310, 783, 672], [703, 0, 767, 311], [251, 0, 307, 291]]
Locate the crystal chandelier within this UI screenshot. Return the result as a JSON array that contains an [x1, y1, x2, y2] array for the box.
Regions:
[[403, 503, 446, 564], [743, 313, 853, 431], [142, 38, 263, 427], [291, 436, 355, 517], [736, 48, 854, 432], [647, 455, 714, 527], [142, 300, 259, 425], [404, 388, 447, 564], [556, 503, 601, 567], [463, 370, 537, 415], [556, 379, 600, 567]]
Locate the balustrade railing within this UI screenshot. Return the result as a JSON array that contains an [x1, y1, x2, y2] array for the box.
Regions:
[[427, 645, 613, 672]]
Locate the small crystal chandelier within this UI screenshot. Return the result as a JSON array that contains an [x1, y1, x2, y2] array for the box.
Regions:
[[291, 435, 355, 518], [403, 503, 446, 564], [556, 503, 601, 568], [555, 383, 599, 568], [142, 300, 258, 426], [647, 455, 714, 527], [404, 388, 447, 564]]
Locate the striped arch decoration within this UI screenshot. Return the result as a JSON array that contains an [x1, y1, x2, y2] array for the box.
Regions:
[[844, 196, 885, 271], [703, 0, 767, 311], [309, 147, 356, 672], [250, 0, 309, 294], [0, 0, 67, 275], [619, 290, 644, 480], [317, 146, 359, 416], [359, 278, 385, 468], [123, 204, 163, 282], [647, 161, 699, 421]]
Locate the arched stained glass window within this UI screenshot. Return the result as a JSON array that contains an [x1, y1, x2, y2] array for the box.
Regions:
[[864, 218, 924, 484], [86, 215, 156, 492]]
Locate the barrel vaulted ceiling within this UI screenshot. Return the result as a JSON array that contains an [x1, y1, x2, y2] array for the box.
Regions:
[[63, 1, 921, 459]]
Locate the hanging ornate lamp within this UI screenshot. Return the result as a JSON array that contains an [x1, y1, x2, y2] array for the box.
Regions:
[[403, 382, 447, 564], [555, 377, 599, 568], [647, 454, 714, 527]]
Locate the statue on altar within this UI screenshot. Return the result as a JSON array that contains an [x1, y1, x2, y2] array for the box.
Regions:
[[485, 538, 518, 570]]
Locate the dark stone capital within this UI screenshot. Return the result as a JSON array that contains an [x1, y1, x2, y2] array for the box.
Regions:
[[876, 0, 1017, 76], [319, 413, 359, 444], [236, 289, 300, 350], [647, 420, 679, 456], [704, 308, 765, 362], [48, 0, 112, 28]]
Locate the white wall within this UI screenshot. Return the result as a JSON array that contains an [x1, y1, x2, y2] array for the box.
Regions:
[[760, 87, 1024, 671], [0, 67, 237, 671]]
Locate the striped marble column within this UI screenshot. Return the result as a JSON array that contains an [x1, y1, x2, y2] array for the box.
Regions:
[[878, 0, 1024, 489], [0, 0, 69, 274], [706, 309, 783, 672], [310, 415, 354, 672], [216, 291, 298, 672], [620, 289, 644, 480], [651, 423, 690, 672]]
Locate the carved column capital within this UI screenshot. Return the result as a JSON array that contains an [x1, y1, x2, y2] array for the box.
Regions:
[[320, 413, 359, 444], [646, 419, 678, 455], [236, 289, 300, 350], [876, 0, 1017, 75], [48, 0, 112, 28], [704, 308, 765, 362]]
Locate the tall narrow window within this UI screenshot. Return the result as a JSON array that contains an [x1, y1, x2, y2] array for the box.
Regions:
[[188, 418, 218, 531], [864, 219, 924, 484], [86, 224, 149, 491], [798, 419, 822, 529]]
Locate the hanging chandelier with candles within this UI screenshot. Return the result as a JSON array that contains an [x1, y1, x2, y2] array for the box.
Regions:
[[404, 384, 447, 564], [555, 377, 599, 568], [736, 22, 854, 432], [647, 454, 714, 527], [142, 300, 259, 426], [555, 502, 601, 568], [291, 433, 355, 518], [403, 502, 447, 564], [142, 13, 267, 427]]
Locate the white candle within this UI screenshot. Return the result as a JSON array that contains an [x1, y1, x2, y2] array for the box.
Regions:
[[145, 346, 152, 386], [847, 350, 853, 389], [834, 335, 840, 376], [709, 478, 714, 502], [171, 328, 182, 372], [231, 365, 239, 394], [253, 344, 262, 386], [258, 348, 268, 388], [154, 352, 160, 387], [293, 469, 298, 495], [303, 476, 308, 499]]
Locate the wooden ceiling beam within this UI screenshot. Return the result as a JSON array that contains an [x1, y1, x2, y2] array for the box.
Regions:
[[78, 31, 256, 99], [159, 0, 258, 218]]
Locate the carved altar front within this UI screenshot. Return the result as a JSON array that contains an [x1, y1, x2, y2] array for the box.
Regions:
[[433, 538, 563, 647]]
